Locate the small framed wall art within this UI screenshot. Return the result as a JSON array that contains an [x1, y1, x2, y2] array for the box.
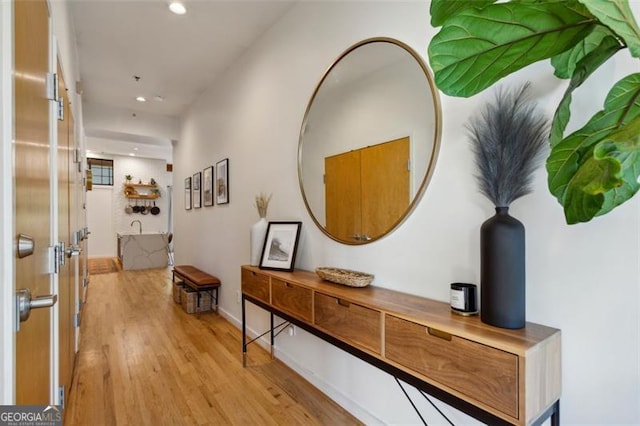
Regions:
[[216, 158, 229, 205], [259, 221, 302, 272], [192, 172, 202, 209], [203, 166, 214, 207], [184, 177, 192, 210]]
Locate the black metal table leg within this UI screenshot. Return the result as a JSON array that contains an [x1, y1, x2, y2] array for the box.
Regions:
[[242, 294, 247, 367], [551, 400, 560, 426], [270, 312, 275, 358]]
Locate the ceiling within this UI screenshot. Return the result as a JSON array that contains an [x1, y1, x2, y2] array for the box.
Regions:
[[70, 0, 296, 159]]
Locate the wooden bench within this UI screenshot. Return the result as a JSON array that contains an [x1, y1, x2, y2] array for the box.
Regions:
[[172, 265, 221, 311]]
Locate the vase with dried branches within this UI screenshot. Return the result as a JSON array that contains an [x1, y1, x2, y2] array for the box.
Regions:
[[250, 193, 272, 265], [467, 83, 548, 329]]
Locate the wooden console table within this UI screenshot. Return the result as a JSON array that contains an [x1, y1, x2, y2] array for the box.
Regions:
[[240, 265, 561, 425]]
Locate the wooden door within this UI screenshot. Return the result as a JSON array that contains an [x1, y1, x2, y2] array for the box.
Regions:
[[325, 150, 361, 241], [360, 137, 410, 239], [325, 137, 410, 242], [14, 0, 53, 404], [57, 63, 75, 403]]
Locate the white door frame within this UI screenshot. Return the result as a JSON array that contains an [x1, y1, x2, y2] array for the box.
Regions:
[[0, 0, 15, 405], [49, 35, 60, 406]]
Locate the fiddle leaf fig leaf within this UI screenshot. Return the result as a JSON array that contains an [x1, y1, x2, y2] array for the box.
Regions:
[[547, 74, 640, 223], [550, 95, 572, 149], [563, 117, 640, 223], [562, 154, 620, 224], [594, 117, 640, 216], [429, 0, 494, 27], [428, 2, 596, 97], [551, 26, 618, 79], [579, 0, 640, 58], [550, 35, 623, 147]]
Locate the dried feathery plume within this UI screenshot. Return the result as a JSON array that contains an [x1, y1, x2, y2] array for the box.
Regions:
[[467, 83, 549, 207], [254, 193, 272, 218]]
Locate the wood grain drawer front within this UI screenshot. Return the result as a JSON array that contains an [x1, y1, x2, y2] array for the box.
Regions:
[[271, 278, 312, 322], [314, 292, 381, 354], [241, 269, 270, 303], [385, 315, 518, 418]]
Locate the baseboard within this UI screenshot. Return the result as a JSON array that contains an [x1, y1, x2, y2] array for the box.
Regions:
[[218, 307, 382, 425]]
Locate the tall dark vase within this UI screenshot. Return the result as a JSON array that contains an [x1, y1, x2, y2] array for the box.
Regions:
[[480, 207, 525, 329]]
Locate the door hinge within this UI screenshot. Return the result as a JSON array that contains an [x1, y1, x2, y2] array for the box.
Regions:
[[77, 299, 83, 312], [57, 97, 64, 121], [407, 159, 411, 172], [74, 312, 81, 328], [58, 386, 65, 409], [46, 72, 58, 101]]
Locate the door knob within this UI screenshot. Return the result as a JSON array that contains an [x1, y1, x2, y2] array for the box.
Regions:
[[16, 288, 58, 323], [362, 234, 372, 241], [17, 234, 34, 258], [352, 233, 361, 241]]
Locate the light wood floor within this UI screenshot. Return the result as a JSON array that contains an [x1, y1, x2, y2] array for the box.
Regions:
[[64, 268, 361, 425]]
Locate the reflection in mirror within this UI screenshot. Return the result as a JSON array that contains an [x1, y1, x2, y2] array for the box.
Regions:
[[298, 38, 441, 244]]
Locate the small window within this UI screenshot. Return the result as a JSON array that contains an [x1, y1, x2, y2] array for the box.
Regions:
[[87, 158, 114, 186]]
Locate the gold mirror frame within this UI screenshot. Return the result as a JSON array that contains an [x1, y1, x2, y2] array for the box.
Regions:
[[298, 37, 442, 245]]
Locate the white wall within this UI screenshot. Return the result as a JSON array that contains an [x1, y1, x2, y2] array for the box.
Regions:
[[174, 1, 640, 424], [86, 154, 173, 257]]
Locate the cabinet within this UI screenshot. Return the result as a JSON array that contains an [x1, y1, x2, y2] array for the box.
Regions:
[[325, 137, 409, 241], [241, 265, 561, 425], [123, 182, 160, 199]]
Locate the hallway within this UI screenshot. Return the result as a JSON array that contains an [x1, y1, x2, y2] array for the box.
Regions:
[[64, 267, 360, 425]]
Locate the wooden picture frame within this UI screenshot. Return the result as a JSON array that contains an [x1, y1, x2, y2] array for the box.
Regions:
[[259, 221, 302, 272], [184, 177, 192, 210], [203, 166, 214, 207], [216, 158, 229, 205], [192, 172, 201, 209]]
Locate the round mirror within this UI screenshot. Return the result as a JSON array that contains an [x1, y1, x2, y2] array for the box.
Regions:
[[298, 38, 441, 244]]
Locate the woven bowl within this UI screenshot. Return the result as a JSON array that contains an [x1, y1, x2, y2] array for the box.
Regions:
[[315, 267, 374, 288]]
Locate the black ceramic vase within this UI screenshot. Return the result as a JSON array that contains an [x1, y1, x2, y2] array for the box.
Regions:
[[480, 207, 525, 329]]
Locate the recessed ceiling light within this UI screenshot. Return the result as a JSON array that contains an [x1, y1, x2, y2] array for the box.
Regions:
[[133, 147, 139, 151], [136, 96, 146, 102], [153, 95, 164, 102], [129, 153, 136, 157], [169, 1, 186, 15]]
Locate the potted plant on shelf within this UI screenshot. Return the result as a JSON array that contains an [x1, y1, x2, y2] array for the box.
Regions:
[[468, 83, 548, 329], [125, 174, 132, 183]]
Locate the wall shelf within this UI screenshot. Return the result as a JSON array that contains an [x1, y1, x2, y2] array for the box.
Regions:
[[124, 182, 157, 188], [125, 194, 160, 200], [124, 182, 160, 199]]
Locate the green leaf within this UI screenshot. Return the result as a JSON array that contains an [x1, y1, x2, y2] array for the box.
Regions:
[[549, 35, 623, 146], [550, 93, 573, 148], [594, 117, 640, 216], [547, 73, 640, 223], [579, 0, 640, 58], [551, 26, 617, 78], [563, 118, 640, 223], [427, 2, 596, 97], [562, 154, 619, 224], [430, 0, 495, 27]]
